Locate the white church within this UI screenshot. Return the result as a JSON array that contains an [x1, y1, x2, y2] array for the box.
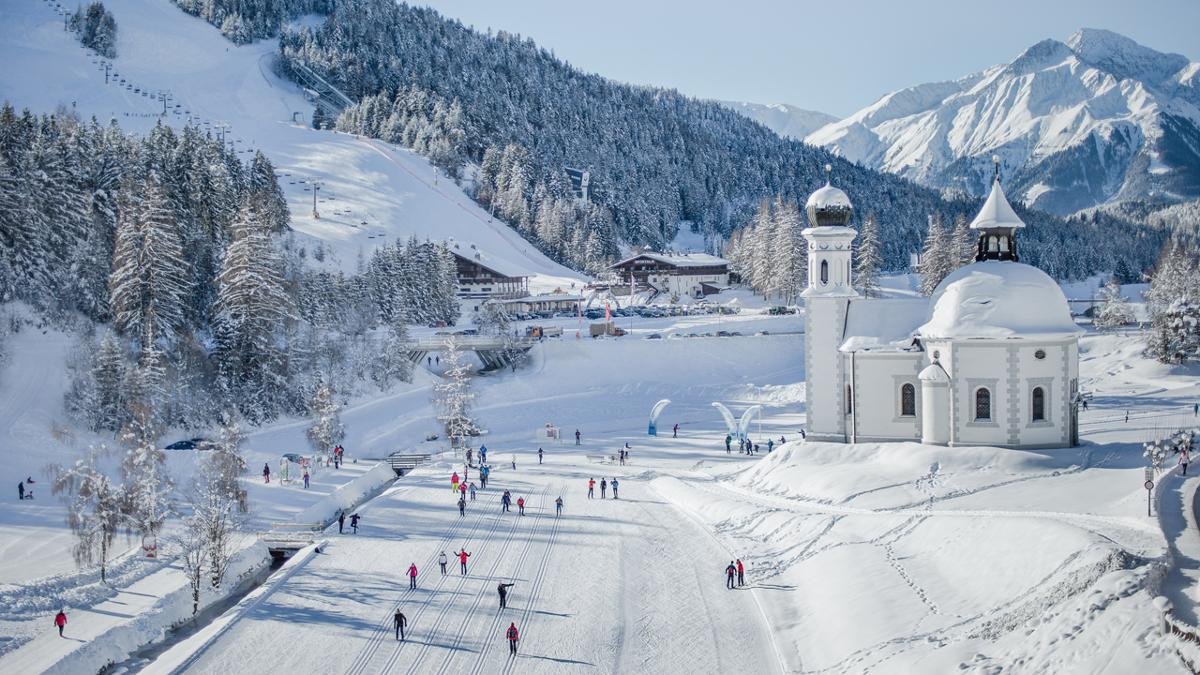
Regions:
[[802, 169, 1081, 449]]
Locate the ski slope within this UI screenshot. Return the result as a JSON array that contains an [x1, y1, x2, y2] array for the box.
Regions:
[[0, 0, 584, 290]]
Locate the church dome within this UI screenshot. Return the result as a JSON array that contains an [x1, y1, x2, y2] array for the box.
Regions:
[[917, 261, 1080, 340], [805, 183, 853, 227]]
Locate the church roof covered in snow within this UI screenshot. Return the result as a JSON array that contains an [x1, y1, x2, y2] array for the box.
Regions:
[[969, 178, 1026, 230], [917, 261, 1080, 340], [610, 252, 729, 270], [839, 298, 929, 352]]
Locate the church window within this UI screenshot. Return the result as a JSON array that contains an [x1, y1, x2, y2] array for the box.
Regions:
[[974, 388, 992, 421], [988, 236, 999, 253], [900, 383, 915, 416], [820, 260, 829, 284], [999, 236, 1010, 252], [1032, 387, 1045, 422]]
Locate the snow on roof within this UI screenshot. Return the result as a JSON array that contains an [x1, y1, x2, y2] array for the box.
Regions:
[[490, 293, 584, 303], [839, 298, 929, 352], [611, 252, 729, 269], [917, 261, 1081, 340], [805, 183, 852, 210], [450, 244, 529, 278], [919, 362, 950, 383], [969, 178, 1026, 230]]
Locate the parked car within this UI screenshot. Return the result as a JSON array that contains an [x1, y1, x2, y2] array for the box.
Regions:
[[645, 333, 663, 340], [165, 437, 211, 451]]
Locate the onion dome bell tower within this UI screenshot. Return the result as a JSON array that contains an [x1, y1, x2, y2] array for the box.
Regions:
[[802, 165, 857, 296], [971, 156, 1025, 262]]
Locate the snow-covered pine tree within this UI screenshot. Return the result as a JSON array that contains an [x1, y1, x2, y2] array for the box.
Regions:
[[950, 214, 973, 268], [109, 179, 191, 347], [305, 382, 345, 457], [214, 201, 296, 422], [1092, 278, 1135, 332], [855, 212, 883, 298], [90, 332, 126, 432], [746, 199, 773, 297], [49, 450, 123, 582], [176, 503, 207, 615], [371, 319, 413, 390], [206, 410, 248, 512], [433, 337, 478, 443], [248, 151, 289, 233], [1146, 240, 1200, 363], [771, 197, 805, 305], [919, 213, 954, 296]]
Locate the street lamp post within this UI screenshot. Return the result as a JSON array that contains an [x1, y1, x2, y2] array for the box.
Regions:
[[312, 181, 322, 219]]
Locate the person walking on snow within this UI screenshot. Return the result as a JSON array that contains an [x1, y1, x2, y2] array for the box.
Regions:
[[338, 511, 345, 534], [498, 582, 515, 608], [600, 479, 607, 499], [517, 496, 526, 515], [736, 559, 745, 586], [555, 496, 563, 516], [408, 563, 419, 589], [439, 552, 448, 575], [725, 434, 732, 453], [263, 462, 270, 483], [538, 448, 544, 464], [725, 561, 737, 589], [575, 429, 581, 445], [588, 478, 595, 499], [459, 482, 468, 500], [767, 439, 775, 453], [611, 479, 619, 499], [451, 471, 460, 495], [458, 497, 467, 516], [18, 481, 24, 500], [350, 513, 360, 534], [1181, 448, 1191, 476], [480, 445, 487, 463], [394, 610, 407, 640], [54, 609, 67, 637], [469, 482, 477, 500], [303, 467, 310, 489], [511, 454, 517, 470], [507, 622, 520, 656], [501, 491, 511, 512], [673, 423, 679, 438], [458, 548, 471, 575]]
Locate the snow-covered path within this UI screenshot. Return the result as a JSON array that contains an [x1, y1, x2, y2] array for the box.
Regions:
[[178, 453, 781, 674]]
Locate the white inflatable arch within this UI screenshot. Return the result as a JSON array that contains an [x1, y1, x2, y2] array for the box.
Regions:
[[737, 405, 763, 441], [711, 402, 737, 435]]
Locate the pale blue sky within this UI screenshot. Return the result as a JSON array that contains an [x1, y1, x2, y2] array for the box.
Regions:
[[417, 0, 1200, 117]]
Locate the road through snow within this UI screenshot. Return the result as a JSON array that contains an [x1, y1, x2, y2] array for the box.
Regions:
[[179, 454, 782, 673]]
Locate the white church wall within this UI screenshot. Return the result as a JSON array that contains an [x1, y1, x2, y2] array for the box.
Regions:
[[1012, 341, 1075, 447], [944, 343, 1011, 447], [846, 352, 923, 442], [805, 298, 850, 441]]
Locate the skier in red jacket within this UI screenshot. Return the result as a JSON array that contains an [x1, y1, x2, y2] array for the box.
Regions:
[[736, 559, 745, 586], [457, 549, 471, 575], [506, 622, 519, 656], [54, 609, 67, 637], [517, 496, 526, 515], [407, 563, 418, 589]]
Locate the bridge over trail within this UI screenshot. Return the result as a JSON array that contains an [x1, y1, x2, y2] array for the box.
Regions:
[[406, 335, 542, 372]]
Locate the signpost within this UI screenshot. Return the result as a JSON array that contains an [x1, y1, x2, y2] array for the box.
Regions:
[[1145, 466, 1155, 516]]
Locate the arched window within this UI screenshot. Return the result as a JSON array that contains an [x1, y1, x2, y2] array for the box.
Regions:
[[974, 388, 992, 421], [1032, 387, 1045, 422], [820, 260, 829, 284], [900, 383, 916, 416], [988, 236, 999, 253], [999, 236, 1010, 252]]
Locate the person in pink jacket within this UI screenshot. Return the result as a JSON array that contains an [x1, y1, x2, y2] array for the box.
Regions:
[[451, 472, 460, 494], [407, 563, 418, 589]]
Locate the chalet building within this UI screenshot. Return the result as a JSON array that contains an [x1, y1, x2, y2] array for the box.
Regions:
[[609, 252, 730, 299], [452, 249, 529, 301], [485, 292, 584, 315]]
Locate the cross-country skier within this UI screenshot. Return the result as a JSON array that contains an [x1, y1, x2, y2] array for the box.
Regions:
[[507, 622, 520, 656], [439, 552, 448, 575], [673, 423, 678, 438], [263, 462, 270, 483], [575, 429, 581, 445], [394, 610, 407, 640], [725, 561, 737, 589], [538, 448, 544, 464], [338, 511, 345, 534], [54, 609, 67, 637], [501, 491, 511, 512], [18, 481, 24, 500], [350, 513, 360, 534], [458, 548, 471, 575], [555, 496, 563, 516], [458, 497, 467, 516], [469, 483, 478, 500], [517, 496, 525, 515], [511, 454, 517, 470], [459, 482, 468, 499], [600, 479, 607, 499], [480, 445, 487, 463], [588, 478, 595, 499], [451, 471, 460, 494], [408, 563, 419, 589], [611, 479, 619, 499], [498, 582, 515, 608], [736, 559, 745, 586]]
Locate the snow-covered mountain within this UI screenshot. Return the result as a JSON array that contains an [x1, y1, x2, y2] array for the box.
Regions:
[[718, 100, 837, 139], [806, 29, 1200, 214]]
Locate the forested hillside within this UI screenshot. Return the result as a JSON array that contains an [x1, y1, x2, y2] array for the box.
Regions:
[[272, 0, 1165, 279], [0, 105, 455, 429]]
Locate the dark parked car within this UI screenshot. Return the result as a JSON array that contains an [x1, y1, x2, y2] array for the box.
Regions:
[[165, 438, 211, 451]]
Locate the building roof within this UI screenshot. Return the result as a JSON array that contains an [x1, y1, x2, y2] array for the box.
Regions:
[[611, 252, 729, 270], [450, 245, 528, 279], [488, 293, 584, 304], [917, 261, 1080, 340], [969, 178, 1026, 230], [839, 298, 929, 352]]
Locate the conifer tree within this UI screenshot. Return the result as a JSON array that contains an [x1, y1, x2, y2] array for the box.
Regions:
[[305, 382, 345, 457], [919, 213, 954, 296], [855, 212, 883, 298]]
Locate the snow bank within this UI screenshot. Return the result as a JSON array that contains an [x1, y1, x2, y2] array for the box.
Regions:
[[293, 461, 397, 529]]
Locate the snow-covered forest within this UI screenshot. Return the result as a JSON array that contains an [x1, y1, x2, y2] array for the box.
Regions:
[[0, 106, 456, 428], [264, 0, 1167, 281]]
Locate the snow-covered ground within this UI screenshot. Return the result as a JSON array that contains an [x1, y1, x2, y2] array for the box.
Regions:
[[0, 0, 583, 292]]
